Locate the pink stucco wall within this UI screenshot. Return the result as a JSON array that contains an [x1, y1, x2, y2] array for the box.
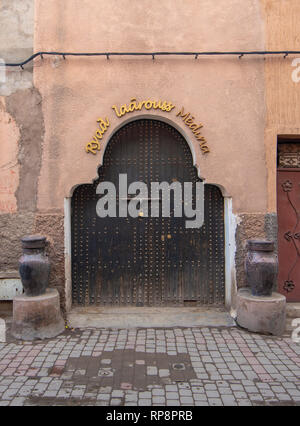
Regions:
[[34, 0, 267, 214], [0, 98, 19, 213]]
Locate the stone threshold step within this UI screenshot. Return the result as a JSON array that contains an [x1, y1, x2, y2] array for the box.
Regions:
[[67, 306, 236, 329]]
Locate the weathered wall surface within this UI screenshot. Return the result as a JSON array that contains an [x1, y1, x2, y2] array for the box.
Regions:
[[0, 0, 34, 96], [5, 88, 44, 211], [235, 213, 278, 289], [0, 98, 19, 213], [261, 0, 300, 212], [34, 214, 66, 308], [0, 1, 41, 281], [0, 213, 35, 272]]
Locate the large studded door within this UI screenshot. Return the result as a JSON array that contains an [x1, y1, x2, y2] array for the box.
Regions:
[[71, 119, 225, 306], [277, 143, 300, 302]]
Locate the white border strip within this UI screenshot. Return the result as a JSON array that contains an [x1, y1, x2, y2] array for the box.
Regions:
[[64, 197, 72, 312], [224, 196, 237, 309]]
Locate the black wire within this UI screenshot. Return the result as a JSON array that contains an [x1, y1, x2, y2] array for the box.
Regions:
[[0, 50, 299, 67]]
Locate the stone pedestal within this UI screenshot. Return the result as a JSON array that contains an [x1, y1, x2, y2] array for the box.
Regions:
[[11, 289, 64, 340], [236, 288, 286, 336]]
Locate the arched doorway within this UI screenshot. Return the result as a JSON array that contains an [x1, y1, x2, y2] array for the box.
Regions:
[[71, 119, 225, 306]]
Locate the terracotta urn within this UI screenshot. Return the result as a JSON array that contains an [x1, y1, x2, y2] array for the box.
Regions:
[[245, 240, 278, 297], [19, 235, 50, 297]]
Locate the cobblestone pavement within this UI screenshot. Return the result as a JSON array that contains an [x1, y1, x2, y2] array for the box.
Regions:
[[0, 327, 299, 406]]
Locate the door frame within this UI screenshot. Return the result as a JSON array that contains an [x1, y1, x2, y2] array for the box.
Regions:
[[64, 115, 237, 312]]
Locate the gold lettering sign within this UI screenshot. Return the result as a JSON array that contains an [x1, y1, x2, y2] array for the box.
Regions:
[[176, 107, 209, 154], [85, 117, 110, 155], [111, 98, 176, 117], [85, 99, 209, 155]]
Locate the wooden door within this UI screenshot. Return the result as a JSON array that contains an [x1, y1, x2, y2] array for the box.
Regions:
[[71, 119, 225, 306], [277, 143, 300, 302]]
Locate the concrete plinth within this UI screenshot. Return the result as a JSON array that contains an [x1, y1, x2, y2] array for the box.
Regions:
[[11, 289, 64, 340], [236, 288, 286, 336]]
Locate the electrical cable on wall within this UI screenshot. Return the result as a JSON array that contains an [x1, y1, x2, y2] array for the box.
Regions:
[[0, 50, 299, 69]]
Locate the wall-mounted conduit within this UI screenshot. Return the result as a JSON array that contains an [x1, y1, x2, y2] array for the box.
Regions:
[[0, 50, 299, 69]]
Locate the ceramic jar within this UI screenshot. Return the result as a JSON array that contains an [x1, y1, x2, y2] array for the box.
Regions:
[[245, 240, 278, 296], [19, 235, 50, 297]]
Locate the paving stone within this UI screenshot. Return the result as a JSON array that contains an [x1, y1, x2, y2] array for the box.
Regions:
[[139, 391, 151, 398], [138, 399, 152, 406], [233, 391, 247, 399], [180, 396, 194, 404], [159, 369, 170, 377], [153, 396, 166, 404], [165, 385, 178, 391], [193, 393, 208, 401], [238, 399, 253, 406], [111, 398, 122, 405], [166, 400, 180, 406], [152, 388, 165, 396], [205, 384, 217, 390], [166, 391, 179, 399], [147, 366, 158, 376], [221, 395, 237, 405], [111, 390, 124, 398], [206, 390, 220, 398], [97, 393, 111, 401], [208, 398, 223, 406]]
